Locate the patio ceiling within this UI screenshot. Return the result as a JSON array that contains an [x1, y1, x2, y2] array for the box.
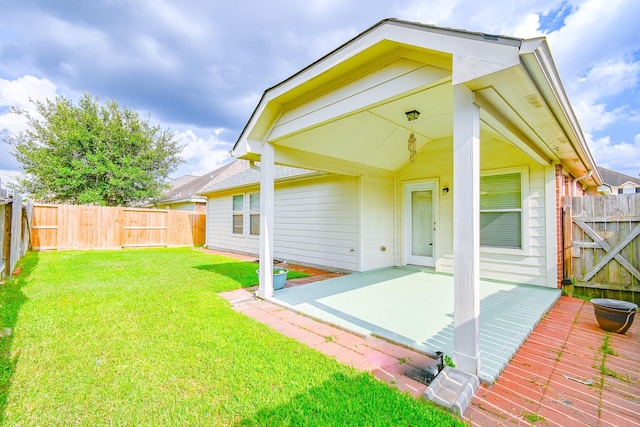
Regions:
[[272, 82, 455, 172]]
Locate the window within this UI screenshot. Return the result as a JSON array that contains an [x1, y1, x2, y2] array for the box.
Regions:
[[480, 172, 522, 249], [232, 195, 243, 234], [231, 192, 260, 236], [249, 193, 260, 235]]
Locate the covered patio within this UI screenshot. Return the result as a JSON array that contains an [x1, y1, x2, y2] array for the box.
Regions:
[[227, 19, 604, 391], [271, 268, 560, 383]]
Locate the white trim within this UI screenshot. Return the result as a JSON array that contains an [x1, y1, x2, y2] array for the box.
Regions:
[[357, 176, 364, 272], [403, 178, 439, 268], [257, 143, 275, 299], [479, 165, 530, 256], [545, 165, 558, 288], [452, 84, 481, 374]]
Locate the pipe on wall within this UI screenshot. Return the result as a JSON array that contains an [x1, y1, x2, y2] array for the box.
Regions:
[[572, 170, 592, 197]]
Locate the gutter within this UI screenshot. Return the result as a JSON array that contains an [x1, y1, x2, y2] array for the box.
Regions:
[[519, 39, 603, 188]]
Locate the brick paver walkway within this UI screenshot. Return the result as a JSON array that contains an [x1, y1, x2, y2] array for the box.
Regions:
[[465, 296, 640, 426], [219, 287, 439, 400]]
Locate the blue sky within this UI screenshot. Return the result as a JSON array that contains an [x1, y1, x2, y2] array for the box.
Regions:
[[1, 0, 639, 185]]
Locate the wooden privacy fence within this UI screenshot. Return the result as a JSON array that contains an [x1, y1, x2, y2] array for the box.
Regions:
[[31, 205, 206, 250], [1, 194, 33, 279], [564, 194, 640, 303]]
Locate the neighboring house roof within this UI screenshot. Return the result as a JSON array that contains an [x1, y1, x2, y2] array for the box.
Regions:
[[159, 160, 251, 204], [598, 167, 640, 187], [169, 174, 200, 191], [199, 164, 318, 194]]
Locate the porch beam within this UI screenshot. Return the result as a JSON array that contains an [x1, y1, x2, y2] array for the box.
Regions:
[[274, 145, 394, 179], [257, 142, 275, 299], [475, 89, 552, 167], [452, 84, 481, 375]]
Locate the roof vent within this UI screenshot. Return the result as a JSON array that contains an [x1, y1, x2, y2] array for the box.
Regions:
[[525, 94, 543, 108]]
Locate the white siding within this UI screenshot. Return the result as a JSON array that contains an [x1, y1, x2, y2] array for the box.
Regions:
[[206, 137, 556, 285], [274, 175, 359, 271], [397, 136, 554, 287], [360, 175, 395, 271], [207, 188, 260, 256], [206, 174, 359, 271]]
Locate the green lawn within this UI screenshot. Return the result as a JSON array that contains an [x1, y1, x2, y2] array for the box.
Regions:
[[0, 248, 465, 426]]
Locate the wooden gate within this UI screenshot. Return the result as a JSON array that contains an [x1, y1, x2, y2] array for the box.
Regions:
[[566, 194, 640, 302]]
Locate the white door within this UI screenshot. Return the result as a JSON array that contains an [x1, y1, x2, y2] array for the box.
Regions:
[[405, 182, 437, 267]]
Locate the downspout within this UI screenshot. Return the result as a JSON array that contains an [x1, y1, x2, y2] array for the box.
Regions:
[[204, 200, 208, 248], [572, 170, 592, 196], [249, 160, 261, 171], [561, 203, 572, 286]]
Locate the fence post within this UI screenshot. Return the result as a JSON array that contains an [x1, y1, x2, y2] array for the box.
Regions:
[[8, 194, 23, 276], [1, 202, 8, 279]]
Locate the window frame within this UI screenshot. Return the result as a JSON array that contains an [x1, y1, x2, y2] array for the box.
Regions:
[[479, 166, 529, 255], [231, 191, 261, 237], [232, 194, 244, 235], [249, 192, 260, 236]]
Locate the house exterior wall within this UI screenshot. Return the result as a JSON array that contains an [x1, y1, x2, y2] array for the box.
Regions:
[[206, 174, 359, 271], [207, 187, 260, 256], [206, 138, 558, 286], [395, 136, 554, 287], [359, 175, 395, 271], [273, 175, 359, 271]]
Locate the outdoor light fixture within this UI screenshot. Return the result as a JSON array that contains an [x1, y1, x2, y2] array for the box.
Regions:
[[405, 110, 420, 121]]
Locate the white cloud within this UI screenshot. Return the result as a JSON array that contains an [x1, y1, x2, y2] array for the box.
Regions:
[[569, 60, 640, 134], [175, 129, 233, 175], [395, 0, 457, 26], [0, 75, 58, 134], [512, 13, 544, 38], [588, 133, 640, 177], [0, 74, 57, 108]]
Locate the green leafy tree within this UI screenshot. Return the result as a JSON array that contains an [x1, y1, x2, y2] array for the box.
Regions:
[[6, 93, 183, 206]]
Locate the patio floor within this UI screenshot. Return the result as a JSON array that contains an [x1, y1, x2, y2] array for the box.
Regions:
[[270, 267, 560, 383]]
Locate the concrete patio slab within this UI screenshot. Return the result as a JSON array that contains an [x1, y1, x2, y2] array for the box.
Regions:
[[270, 267, 560, 383]]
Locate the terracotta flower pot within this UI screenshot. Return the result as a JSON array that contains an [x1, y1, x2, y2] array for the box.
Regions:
[[591, 299, 638, 334]]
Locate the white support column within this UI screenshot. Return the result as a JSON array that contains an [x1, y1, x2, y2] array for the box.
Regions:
[[257, 142, 275, 299], [452, 84, 481, 375]]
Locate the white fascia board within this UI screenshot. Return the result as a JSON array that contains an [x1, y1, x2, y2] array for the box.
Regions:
[[597, 185, 612, 195], [519, 39, 602, 186]]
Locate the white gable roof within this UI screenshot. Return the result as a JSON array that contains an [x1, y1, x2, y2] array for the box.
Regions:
[[231, 18, 601, 186]]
